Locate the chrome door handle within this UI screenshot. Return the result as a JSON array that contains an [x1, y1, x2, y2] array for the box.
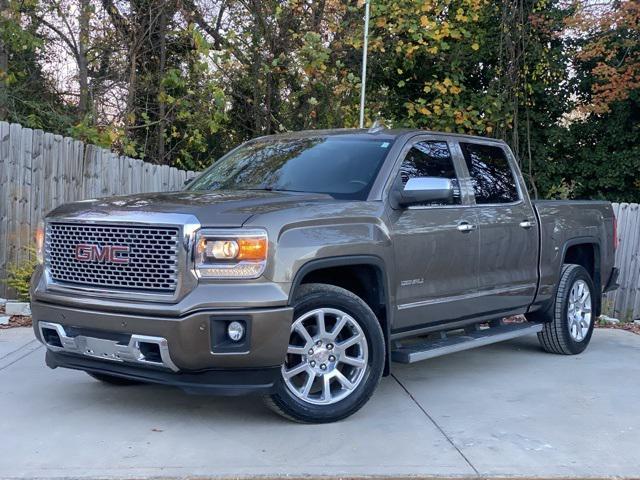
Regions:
[[519, 220, 534, 229], [457, 222, 477, 233]]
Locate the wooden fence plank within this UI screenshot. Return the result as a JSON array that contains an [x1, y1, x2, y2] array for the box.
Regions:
[[6, 123, 23, 283], [0, 122, 11, 298], [30, 129, 45, 232], [17, 127, 33, 264]]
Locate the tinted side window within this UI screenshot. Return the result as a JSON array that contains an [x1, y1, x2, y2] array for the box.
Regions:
[[460, 143, 519, 204], [399, 141, 460, 205]]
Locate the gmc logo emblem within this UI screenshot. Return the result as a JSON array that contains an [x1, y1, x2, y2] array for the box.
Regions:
[[75, 244, 130, 264]]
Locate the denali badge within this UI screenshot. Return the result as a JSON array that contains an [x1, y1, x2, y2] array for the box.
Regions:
[[75, 244, 130, 264]]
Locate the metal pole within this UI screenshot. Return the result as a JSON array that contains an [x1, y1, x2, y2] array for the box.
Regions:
[[359, 0, 370, 129]]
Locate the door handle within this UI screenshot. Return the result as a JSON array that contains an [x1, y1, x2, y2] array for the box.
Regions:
[[457, 222, 477, 233], [519, 220, 534, 229]]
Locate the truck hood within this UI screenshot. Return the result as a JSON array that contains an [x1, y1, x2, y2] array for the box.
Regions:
[[46, 190, 337, 227]]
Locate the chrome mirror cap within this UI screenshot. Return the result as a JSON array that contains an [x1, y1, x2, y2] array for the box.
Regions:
[[396, 177, 454, 207]]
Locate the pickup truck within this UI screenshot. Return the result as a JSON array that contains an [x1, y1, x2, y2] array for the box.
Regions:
[[31, 128, 619, 423]]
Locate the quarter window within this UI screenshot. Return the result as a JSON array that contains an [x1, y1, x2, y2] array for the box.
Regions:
[[399, 141, 460, 205], [460, 143, 519, 204]]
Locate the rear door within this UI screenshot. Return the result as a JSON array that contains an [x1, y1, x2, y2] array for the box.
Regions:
[[457, 141, 539, 316], [387, 135, 480, 332]]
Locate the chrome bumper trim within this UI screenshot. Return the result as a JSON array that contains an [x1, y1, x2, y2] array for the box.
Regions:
[[38, 322, 179, 372]]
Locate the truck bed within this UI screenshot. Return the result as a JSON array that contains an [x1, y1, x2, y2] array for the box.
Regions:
[[533, 199, 616, 306]]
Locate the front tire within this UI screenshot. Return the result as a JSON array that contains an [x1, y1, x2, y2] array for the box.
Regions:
[[537, 264, 596, 355], [266, 283, 385, 423]]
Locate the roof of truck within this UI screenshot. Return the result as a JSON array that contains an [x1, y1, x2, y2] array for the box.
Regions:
[[252, 128, 507, 144]]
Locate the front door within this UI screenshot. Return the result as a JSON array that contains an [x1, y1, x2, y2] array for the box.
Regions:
[[388, 137, 480, 332]]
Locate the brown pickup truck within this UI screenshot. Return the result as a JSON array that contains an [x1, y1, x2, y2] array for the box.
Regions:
[[31, 128, 618, 423]]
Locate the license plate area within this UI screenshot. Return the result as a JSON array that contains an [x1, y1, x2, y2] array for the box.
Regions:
[[38, 322, 179, 372]]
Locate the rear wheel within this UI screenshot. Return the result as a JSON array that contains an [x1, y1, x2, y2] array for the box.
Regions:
[[265, 283, 385, 423], [87, 372, 143, 386], [537, 264, 595, 355]]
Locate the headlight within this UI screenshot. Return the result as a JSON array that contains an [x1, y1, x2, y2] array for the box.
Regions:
[[195, 229, 268, 279], [35, 220, 45, 264]]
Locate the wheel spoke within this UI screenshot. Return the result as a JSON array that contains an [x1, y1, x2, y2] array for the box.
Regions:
[[340, 355, 366, 368], [283, 362, 308, 379], [334, 370, 355, 390], [287, 345, 307, 356], [294, 322, 313, 345], [316, 309, 327, 337], [337, 332, 363, 351], [300, 371, 315, 397], [331, 315, 349, 339], [321, 374, 332, 402]]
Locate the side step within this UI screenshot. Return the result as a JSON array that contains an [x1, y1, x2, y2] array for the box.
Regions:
[[391, 322, 543, 364]]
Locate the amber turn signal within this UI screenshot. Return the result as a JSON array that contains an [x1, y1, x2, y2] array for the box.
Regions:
[[237, 237, 268, 261]]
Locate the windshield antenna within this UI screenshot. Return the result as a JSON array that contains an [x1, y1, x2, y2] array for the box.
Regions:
[[368, 119, 385, 134]]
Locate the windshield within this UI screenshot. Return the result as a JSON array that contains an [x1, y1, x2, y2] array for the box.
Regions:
[[187, 136, 394, 200]]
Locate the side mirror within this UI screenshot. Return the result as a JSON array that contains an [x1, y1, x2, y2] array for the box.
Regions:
[[393, 177, 454, 207]]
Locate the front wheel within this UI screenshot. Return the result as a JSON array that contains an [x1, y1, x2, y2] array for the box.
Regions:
[[265, 283, 385, 423], [537, 264, 596, 355]]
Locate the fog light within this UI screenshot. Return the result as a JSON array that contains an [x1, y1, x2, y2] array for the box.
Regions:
[[227, 321, 245, 342]]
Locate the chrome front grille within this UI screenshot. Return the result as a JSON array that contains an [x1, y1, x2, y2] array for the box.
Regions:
[[45, 223, 181, 293]]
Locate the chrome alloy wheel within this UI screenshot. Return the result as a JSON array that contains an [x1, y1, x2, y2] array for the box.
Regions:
[[282, 308, 369, 405], [567, 279, 592, 342]]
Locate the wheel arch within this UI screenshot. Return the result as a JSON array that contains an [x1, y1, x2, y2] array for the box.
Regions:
[[560, 238, 602, 317], [290, 255, 392, 376]]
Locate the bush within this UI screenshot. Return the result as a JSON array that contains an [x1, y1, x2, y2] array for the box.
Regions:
[[3, 248, 38, 302]]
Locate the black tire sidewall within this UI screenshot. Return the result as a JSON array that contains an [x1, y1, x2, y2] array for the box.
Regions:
[[271, 284, 385, 423], [558, 266, 596, 354]]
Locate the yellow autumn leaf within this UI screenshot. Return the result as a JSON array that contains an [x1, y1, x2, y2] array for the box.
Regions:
[[443, 78, 453, 87], [420, 16, 429, 27], [472, 43, 480, 51]]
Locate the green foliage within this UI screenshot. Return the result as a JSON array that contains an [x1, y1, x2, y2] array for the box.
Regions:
[[0, 0, 76, 133], [68, 117, 119, 149], [537, 99, 640, 202], [0, 0, 637, 202], [3, 248, 38, 302]]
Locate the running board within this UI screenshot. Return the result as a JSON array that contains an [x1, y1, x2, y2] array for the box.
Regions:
[[391, 322, 543, 364]]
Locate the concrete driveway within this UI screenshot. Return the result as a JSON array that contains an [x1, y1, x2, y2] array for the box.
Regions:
[[1, 327, 639, 479]]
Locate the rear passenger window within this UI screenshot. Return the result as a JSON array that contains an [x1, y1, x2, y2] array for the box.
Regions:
[[399, 141, 461, 205], [460, 143, 519, 204]]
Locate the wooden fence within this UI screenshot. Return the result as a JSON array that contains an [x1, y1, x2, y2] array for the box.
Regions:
[[0, 121, 196, 298], [603, 203, 640, 322]]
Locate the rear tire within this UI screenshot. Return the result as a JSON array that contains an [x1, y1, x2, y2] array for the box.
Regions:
[[536, 264, 595, 355], [265, 283, 385, 423], [87, 372, 143, 386]]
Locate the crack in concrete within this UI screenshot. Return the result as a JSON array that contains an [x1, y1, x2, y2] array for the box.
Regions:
[[392, 373, 480, 478], [0, 340, 42, 371]]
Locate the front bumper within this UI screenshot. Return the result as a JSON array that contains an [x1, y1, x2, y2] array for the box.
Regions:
[[32, 299, 293, 373], [45, 350, 280, 395]]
